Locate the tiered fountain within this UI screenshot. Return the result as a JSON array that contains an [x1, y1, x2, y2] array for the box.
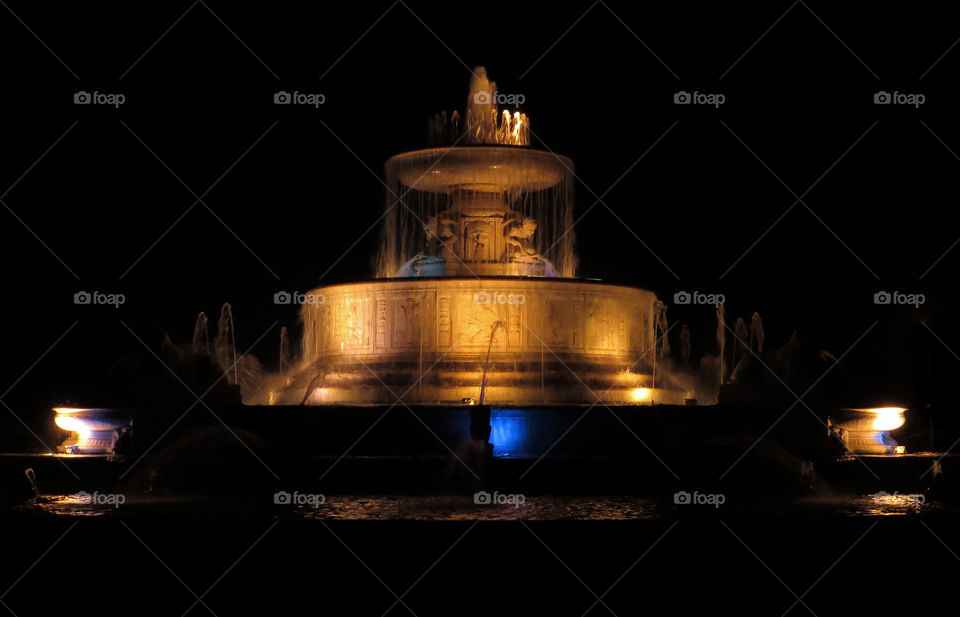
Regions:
[[270, 68, 686, 406]]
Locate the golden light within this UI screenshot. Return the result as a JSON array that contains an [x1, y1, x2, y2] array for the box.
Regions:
[[511, 112, 525, 144], [864, 407, 907, 431], [894, 445, 906, 455], [258, 65, 689, 407], [54, 414, 88, 433], [53, 407, 130, 454]]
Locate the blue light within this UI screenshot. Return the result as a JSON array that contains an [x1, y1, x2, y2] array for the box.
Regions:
[[490, 408, 533, 457]]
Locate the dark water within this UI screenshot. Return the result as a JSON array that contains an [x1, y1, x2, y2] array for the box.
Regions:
[[13, 492, 946, 519], [3, 448, 958, 615], [4, 492, 960, 616]]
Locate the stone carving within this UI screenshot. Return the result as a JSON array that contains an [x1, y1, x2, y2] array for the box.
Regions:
[[504, 217, 538, 261], [298, 280, 663, 404], [393, 296, 421, 347]]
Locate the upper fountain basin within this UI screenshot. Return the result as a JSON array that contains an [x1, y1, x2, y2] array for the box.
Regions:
[[385, 146, 574, 193]]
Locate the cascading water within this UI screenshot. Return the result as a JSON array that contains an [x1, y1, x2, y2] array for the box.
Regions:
[[717, 304, 726, 385], [279, 326, 290, 373], [732, 316, 749, 369], [376, 148, 576, 278], [750, 312, 765, 353], [259, 67, 693, 406], [192, 312, 210, 355], [377, 66, 569, 279], [215, 302, 238, 385]]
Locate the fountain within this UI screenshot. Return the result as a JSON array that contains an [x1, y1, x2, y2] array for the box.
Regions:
[[279, 326, 290, 373], [269, 67, 687, 406], [191, 312, 209, 354], [215, 303, 238, 386], [54, 407, 131, 454], [829, 407, 906, 455]]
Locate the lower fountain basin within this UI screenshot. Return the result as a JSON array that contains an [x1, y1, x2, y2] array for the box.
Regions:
[[265, 277, 686, 406]]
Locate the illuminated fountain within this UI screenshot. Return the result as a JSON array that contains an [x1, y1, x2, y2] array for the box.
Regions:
[[829, 407, 907, 455], [269, 68, 686, 406], [54, 407, 131, 455]]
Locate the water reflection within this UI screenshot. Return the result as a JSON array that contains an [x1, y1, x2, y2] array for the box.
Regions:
[[840, 493, 938, 517], [23, 494, 121, 517], [287, 495, 661, 521], [12, 492, 954, 520]]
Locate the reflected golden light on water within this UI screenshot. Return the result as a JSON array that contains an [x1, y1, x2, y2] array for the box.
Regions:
[[27, 494, 115, 517], [289, 495, 659, 521], [631, 387, 652, 402], [854, 492, 928, 516]]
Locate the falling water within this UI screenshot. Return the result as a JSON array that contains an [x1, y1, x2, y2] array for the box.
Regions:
[[283, 66, 686, 406], [191, 312, 210, 355], [279, 326, 290, 372], [750, 312, 765, 353], [214, 303, 238, 385], [717, 304, 726, 385], [427, 110, 461, 147], [652, 301, 670, 390], [376, 149, 576, 278], [377, 67, 561, 278], [732, 317, 749, 369], [654, 301, 670, 358]]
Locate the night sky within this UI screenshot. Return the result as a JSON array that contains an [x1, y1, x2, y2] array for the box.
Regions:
[[2, 2, 959, 423]]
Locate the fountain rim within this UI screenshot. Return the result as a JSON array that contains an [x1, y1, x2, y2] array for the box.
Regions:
[[385, 145, 574, 173], [302, 276, 656, 295]]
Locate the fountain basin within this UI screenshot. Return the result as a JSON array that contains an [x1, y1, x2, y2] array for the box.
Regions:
[[378, 146, 577, 278], [386, 147, 573, 193], [274, 277, 685, 406]]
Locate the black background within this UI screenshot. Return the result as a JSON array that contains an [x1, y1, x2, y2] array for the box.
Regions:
[[2, 1, 959, 431], [4, 3, 960, 616]]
